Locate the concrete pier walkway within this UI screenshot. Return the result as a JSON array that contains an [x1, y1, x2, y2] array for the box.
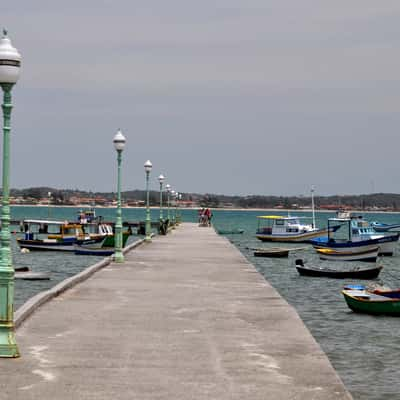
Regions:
[[0, 223, 352, 399]]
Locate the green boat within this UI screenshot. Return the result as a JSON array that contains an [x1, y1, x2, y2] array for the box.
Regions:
[[342, 289, 400, 316], [101, 231, 130, 248]]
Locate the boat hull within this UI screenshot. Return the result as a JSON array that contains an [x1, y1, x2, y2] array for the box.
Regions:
[[101, 232, 130, 248], [17, 239, 76, 252], [74, 246, 115, 256], [296, 265, 382, 279], [342, 290, 400, 316], [254, 249, 289, 257], [316, 247, 379, 262], [312, 234, 399, 256], [17, 237, 104, 252], [256, 229, 328, 243]]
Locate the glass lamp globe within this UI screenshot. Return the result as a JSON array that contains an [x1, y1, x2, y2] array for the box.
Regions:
[[0, 29, 21, 84], [144, 160, 152, 173], [113, 129, 126, 152]]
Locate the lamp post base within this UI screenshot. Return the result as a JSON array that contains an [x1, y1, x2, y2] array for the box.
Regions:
[[145, 235, 152, 242], [114, 251, 124, 263], [0, 330, 20, 358]]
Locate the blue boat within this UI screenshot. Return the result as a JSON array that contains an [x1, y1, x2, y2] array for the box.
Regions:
[[74, 245, 115, 256], [370, 221, 400, 232], [310, 212, 399, 257]]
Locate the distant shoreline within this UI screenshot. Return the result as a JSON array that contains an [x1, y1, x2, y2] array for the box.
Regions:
[[9, 204, 400, 214]]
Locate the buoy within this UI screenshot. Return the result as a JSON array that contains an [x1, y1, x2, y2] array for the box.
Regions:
[[20, 248, 30, 253]]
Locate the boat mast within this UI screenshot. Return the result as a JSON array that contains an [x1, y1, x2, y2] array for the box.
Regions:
[[311, 185, 316, 228]]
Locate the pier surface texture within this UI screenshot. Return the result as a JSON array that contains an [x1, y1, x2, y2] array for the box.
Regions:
[[0, 223, 352, 399]]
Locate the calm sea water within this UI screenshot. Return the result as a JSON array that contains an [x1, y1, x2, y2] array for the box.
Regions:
[[9, 206, 400, 399], [212, 209, 400, 400]]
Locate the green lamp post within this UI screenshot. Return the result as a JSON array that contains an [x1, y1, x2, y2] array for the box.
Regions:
[[144, 160, 152, 242], [311, 185, 316, 229], [170, 189, 176, 227], [0, 29, 21, 358], [48, 191, 52, 218], [177, 193, 182, 224], [158, 174, 164, 223], [165, 184, 171, 222], [113, 129, 126, 263], [172, 191, 177, 225]]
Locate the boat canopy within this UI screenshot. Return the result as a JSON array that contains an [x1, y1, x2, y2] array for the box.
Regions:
[[257, 216, 305, 220], [327, 218, 350, 222], [22, 219, 70, 225]]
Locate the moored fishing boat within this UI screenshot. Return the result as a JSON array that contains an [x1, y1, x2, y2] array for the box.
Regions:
[[15, 272, 51, 280], [100, 230, 131, 247], [256, 215, 329, 242], [73, 231, 131, 255], [342, 288, 400, 316], [316, 246, 379, 262], [217, 228, 244, 235], [17, 219, 103, 252], [254, 248, 290, 257], [311, 212, 399, 256], [73, 245, 115, 256], [295, 259, 382, 279]]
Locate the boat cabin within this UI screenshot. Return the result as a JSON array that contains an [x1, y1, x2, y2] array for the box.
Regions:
[[257, 216, 314, 235], [77, 208, 98, 224], [84, 222, 114, 237], [20, 219, 87, 241], [328, 214, 381, 243]]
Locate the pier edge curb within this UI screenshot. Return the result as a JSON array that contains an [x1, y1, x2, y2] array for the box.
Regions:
[[14, 238, 146, 328]]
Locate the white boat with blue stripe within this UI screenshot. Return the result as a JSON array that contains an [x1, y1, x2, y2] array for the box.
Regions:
[[311, 212, 399, 257], [256, 215, 329, 243]]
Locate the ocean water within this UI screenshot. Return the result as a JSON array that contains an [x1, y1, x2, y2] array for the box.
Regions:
[[212, 209, 400, 400], [8, 206, 400, 399]]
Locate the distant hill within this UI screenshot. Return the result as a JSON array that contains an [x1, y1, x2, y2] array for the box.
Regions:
[[7, 187, 400, 211]]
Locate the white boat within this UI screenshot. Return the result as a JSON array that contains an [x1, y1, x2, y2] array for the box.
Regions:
[[256, 215, 329, 243], [316, 246, 379, 262]]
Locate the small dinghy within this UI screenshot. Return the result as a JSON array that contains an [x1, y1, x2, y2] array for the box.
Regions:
[[315, 246, 379, 262], [295, 259, 383, 279], [15, 272, 50, 280], [217, 228, 244, 235], [15, 266, 30, 272], [254, 248, 290, 258], [252, 246, 307, 258], [74, 245, 115, 256], [342, 287, 400, 316]]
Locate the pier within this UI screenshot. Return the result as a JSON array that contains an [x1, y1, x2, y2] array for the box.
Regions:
[[0, 223, 352, 399]]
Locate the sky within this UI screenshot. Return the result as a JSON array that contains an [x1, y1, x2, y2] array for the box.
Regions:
[[2, 1, 400, 196]]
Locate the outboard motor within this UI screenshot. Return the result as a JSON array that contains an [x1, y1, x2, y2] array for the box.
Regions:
[[295, 259, 304, 267]]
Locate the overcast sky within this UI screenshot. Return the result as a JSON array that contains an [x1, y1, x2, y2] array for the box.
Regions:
[[3, 1, 400, 196]]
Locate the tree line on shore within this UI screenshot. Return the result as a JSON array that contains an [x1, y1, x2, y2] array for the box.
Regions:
[[7, 187, 400, 211]]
